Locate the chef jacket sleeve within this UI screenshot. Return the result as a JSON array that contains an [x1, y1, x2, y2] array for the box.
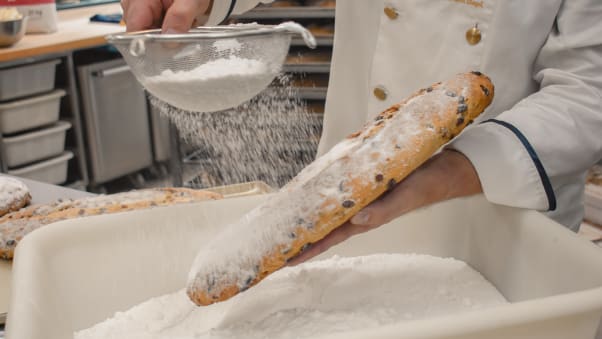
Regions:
[[450, 0, 602, 212], [205, 0, 274, 25]]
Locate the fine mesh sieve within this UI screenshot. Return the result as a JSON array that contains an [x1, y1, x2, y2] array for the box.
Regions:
[[106, 22, 317, 112]]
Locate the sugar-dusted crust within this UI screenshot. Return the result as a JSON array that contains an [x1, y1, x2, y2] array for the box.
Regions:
[[0, 187, 222, 260], [0, 177, 31, 218], [186, 72, 495, 306]]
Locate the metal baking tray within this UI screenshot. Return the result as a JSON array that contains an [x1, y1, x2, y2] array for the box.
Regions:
[[8, 151, 73, 185], [204, 181, 275, 198], [0, 59, 61, 102], [0, 89, 66, 134], [2, 121, 71, 168]]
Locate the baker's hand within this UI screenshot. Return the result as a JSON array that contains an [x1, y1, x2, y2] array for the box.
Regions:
[[121, 0, 212, 33], [288, 150, 482, 265]]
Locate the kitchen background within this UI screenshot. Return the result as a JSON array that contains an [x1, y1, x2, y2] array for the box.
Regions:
[[0, 0, 601, 238], [1, 2, 601, 338], [0, 0, 334, 193]]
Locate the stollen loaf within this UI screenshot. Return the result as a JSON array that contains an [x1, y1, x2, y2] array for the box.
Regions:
[[187, 71, 495, 306], [0, 187, 222, 259], [0, 177, 31, 218]]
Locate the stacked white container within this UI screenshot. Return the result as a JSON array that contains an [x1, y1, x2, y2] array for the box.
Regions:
[[0, 59, 73, 185]]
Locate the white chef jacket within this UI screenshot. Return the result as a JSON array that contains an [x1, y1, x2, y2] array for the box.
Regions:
[[205, 0, 602, 231]]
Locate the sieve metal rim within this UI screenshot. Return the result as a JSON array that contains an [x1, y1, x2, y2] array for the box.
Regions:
[[106, 25, 299, 44]]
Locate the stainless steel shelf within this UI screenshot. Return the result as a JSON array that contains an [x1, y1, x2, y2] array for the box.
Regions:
[[233, 7, 335, 20], [291, 36, 333, 47], [284, 62, 331, 73], [295, 87, 328, 100], [0, 53, 90, 188]]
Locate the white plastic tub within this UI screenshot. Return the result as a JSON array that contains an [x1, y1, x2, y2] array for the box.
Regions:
[[6, 195, 602, 339], [0, 59, 61, 102], [7, 151, 73, 184], [0, 89, 65, 134], [2, 121, 71, 167]]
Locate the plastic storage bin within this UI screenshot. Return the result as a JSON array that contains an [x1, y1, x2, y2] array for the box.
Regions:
[[0, 89, 66, 134], [6, 195, 602, 339], [0, 89, 66, 135], [2, 121, 71, 167], [7, 151, 73, 185], [0, 59, 61, 102]]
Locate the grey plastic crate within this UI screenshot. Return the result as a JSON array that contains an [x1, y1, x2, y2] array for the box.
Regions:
[[2, 121, 71, 167], [0, 59, 61, 102], [0, 89, 66, 134], [8, 151, 73, 185]]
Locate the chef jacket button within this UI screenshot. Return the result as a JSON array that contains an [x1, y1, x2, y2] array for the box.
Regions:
[[466, 23, 482, 45], [384, 6, 399, 20], [373, 86, 388, 101]]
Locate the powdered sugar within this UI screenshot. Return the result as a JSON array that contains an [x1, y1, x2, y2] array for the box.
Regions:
[[213, 39, 243, 53], [75, 254, 508, 339], [144, 56, 274, 112]]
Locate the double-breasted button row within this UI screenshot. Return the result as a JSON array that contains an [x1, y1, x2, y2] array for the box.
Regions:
[[384, 5, 482, 45], [374, 6, 397, 100], [375, 6, 482, 100]]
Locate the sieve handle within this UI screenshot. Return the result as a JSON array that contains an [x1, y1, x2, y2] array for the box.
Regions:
[[273, 22, 317, 49]]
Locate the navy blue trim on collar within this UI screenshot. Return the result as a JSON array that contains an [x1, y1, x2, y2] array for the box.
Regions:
[[483, 119, 556, 211], [221, 0, 237, 24]]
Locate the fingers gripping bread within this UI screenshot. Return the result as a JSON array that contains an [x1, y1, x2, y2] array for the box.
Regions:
[[187, 72, 494, 306], [0, 188, 222, 259]]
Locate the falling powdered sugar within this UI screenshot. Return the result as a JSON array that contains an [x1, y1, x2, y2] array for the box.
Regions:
[[74, 254, 508, 339], [150, 74, 320, 188]]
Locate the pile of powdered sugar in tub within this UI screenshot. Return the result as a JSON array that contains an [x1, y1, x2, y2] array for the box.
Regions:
[[75, 254, 508, 339]]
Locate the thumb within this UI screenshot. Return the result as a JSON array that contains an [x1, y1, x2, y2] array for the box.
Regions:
[[350, 187, 409, 227], [162, 0, 209, 33], [349, 204, 391, 227]]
